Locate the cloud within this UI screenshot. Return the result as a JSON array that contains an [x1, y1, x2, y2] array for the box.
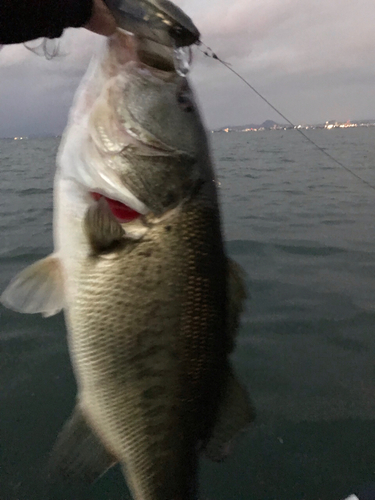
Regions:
[[1, 0, 375, 135], [0, 30, 101, 137], [186, 0, 375, 127]]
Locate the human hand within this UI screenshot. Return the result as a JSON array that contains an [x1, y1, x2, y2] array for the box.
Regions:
[[84, 0, 117, 36]]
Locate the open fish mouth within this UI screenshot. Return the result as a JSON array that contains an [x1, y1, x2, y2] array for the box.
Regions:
[[90, 31, 196, 157], [109, 28, 184, 74]]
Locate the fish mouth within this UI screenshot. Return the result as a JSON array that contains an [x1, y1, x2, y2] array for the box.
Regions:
[[123, 30, 179, 73], [100, 31, 188, 153], [136, 38, 175, 72], [108, 29, 180, 75]]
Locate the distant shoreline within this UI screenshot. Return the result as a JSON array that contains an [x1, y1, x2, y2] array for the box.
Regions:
[[212, 119, 375, 134], [2, 121, 375, 140]]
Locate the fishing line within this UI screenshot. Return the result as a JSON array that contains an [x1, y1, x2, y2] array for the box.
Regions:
[[198, 42, 375, 192]]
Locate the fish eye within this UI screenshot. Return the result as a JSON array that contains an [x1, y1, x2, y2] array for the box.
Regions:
[[169, 25, 199, 47]]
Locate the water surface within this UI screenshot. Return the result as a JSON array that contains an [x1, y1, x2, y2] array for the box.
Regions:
[[1, 129, 375, 499]]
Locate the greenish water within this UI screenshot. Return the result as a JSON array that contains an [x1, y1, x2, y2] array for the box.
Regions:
[[1, 129, 375, 499]]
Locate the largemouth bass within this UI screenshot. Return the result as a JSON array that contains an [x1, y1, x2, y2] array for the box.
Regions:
[[1, 14, 254, 500]]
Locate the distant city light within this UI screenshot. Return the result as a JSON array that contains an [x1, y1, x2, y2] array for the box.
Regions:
[[211, 119, 371, 134]]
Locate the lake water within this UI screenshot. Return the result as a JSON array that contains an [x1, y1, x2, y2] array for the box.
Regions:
[[1, 128, 375, 500]]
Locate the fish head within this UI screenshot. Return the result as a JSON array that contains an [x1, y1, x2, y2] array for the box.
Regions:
[[61, 30, 214, 221]]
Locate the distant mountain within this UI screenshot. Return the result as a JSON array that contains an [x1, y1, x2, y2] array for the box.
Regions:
[[215, 120, 284, 132], [261, 120, 279, 129]]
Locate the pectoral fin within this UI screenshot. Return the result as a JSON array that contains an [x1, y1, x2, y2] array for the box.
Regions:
[[84, 197, 125, 253], [204, 371, 255, 463], [49, 405, 117, 483], [0, 255, 64, 317]]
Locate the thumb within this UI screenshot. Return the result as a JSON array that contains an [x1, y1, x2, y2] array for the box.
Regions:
[[84, 0, 117, 36]]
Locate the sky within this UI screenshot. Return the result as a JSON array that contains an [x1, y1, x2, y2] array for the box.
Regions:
[[1, 0, 375, 137]]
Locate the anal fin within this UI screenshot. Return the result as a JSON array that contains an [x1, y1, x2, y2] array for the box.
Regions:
[[0, 254, 64, 317], [49, 405, 117, 483], [204, 370, 255, 463]]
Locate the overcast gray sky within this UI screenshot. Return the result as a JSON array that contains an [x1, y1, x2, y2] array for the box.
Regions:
[[1, 0, 375, 137]]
